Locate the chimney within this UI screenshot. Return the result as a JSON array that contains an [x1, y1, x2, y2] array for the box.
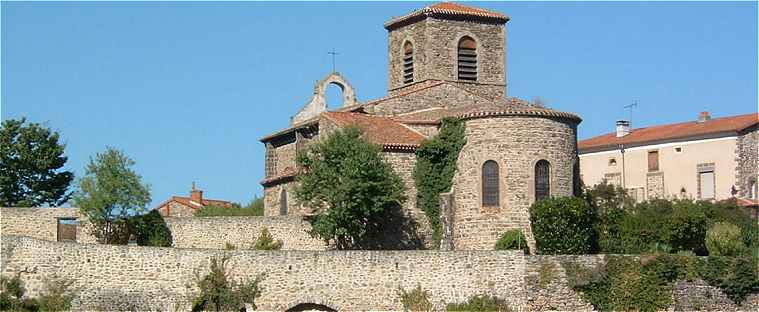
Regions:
[[698, 111, 711, 123], [616, 120, 631, 138], [190, 182, 203, 204]]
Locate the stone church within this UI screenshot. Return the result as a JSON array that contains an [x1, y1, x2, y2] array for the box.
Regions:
[[260, 2, 581, 250]]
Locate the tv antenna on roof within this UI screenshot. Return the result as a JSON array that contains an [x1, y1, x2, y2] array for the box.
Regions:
[[624, 101, 638, 124]]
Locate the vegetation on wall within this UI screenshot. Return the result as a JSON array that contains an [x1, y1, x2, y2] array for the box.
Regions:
[[397, 285, 433, 312], [295, 126, 406, 250], [494, 229, 529, 254], [530, 197, 595, 255], [0, 274, 76, 312], [73, 147, 151, 244], [446, 295, 512, 312], [564, 254, 759, 311], [0, 118, 74, 207], [253, 228, 283, 250], [413, 118, 466, 245], [191, 256, 263, 312]]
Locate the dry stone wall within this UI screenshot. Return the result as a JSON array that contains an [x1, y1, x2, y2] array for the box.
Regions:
[[165, 216, 325, 250], [1, 235, 526, 311], [0, 208, 98, 244], [737, 125, 758, 198]]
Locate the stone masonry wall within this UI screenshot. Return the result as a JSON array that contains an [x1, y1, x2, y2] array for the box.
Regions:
[[0, 208, 79, 242], [371, 82, 491, 116], [383, 151, 433, 248], [165, 216, 325, 250], [737, 125, 758, 198], [1, 235, 526, 311], [451, 116, 578, 250]]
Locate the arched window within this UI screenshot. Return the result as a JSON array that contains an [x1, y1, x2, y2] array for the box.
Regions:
[[457, 36, 477, 81], [403, 41, 414, 84], [279, 189, 288, 215], [482, 160, 499, 207], [535, 160, 551, 201]]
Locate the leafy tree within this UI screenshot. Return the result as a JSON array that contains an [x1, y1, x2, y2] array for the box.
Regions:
[[128, 209, 172, 247], [73, 147, 151, 244], [295, 126, 406, 249], [0, 118, 74, 207], [196, 202, 262, 217]]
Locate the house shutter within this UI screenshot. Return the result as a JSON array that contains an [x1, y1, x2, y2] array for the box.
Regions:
[[700, 171, 715, 199], [648, 151, 659, 172]]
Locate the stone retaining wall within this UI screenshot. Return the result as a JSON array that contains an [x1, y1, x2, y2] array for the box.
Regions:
[[1, 235, 526, 311], [0, 208, 93, 243], [165, 216, 325, 250]]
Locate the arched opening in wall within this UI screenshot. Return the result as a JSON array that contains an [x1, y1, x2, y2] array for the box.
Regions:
[[402, 41, 414, 84], [286, 303, 337, 312], [482, 160, 500, 207], [457, 36, 477, 81], [325, 82, 345, 111], [535, 159, 551, 201], [280, 189, 288, 215]]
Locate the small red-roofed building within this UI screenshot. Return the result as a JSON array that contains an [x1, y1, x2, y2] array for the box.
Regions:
[[155, 183, 235, 217]]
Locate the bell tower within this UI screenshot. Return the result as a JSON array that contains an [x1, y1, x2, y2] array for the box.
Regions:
[[385, 2, 509, 99]]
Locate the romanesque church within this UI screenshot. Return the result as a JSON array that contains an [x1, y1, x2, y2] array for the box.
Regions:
[[260, 2, 581, 250]]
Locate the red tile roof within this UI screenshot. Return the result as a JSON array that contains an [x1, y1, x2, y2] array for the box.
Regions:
[[156, 196, 234, 211], [392, 98, 582, 124], [579, 113, 759, 153], [323, 112, 426, 148], [737, 198, 759, 207], [260, 166, 298, 187], [385, 2, 509, 30]]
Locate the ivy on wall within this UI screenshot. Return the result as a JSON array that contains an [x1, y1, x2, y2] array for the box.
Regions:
[[413, 118, 466, 245]]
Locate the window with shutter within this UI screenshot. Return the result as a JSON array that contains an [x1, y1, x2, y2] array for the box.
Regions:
[[648, 151, 659, 172], [482, 160, 499, 207], [457, 36, 477, 81], [699, 171, 715, 199], [403, 41, 414, 84], [535, 160, 551, 200]]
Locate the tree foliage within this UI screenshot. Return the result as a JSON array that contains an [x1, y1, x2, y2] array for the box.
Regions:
[[73, 147, 151, 244], [494, 229, 529, 254], [295, 126, 406, 249], [128, 209, 172, 247], [413, 118, 466, 244], [0, 118, 74, 207]]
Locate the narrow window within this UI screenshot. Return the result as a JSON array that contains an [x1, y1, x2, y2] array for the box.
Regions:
[[648, 151, 659, 172], [751, 179, 758, 199], [457, 36, 477, 81], [279, 189, 288, 215], [402, 41, 414, 84], [482, 160, 499, 207], [535, 160, 551, 200]]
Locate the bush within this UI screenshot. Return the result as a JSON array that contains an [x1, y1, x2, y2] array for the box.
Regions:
[[0, 274, 75, 312], [494, 230, 529, 254], [253, 228, 283, 250], [699, 256, 759, 304], [706, 222, 747, 256], [398, 285, 433, 312], [446, 295, 512, 312], [530, 197, 595, 254], [191, 256, 262, 311], [128, 209, 172, 247], [37, 276, 76, 311]]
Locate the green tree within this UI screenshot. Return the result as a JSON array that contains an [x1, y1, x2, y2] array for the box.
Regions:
[[73, 147, 151, 244], [530, 197, 595, 255], [0, 118, 74, 207], [295, 126, 406, 249], [244, 195, 264, 216]]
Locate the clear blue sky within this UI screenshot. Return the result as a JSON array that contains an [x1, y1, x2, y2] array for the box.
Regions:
[[2, 2, 757, 207]]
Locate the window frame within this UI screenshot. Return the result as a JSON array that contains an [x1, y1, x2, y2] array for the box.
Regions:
[[481, 160, 500, 207], [535, 159, 551, 201]]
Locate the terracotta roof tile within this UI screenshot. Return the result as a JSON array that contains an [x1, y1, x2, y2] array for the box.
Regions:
[[323, 112, 427, 148], [737, 198, 759, 207], [579, 113, 759, 153], [385, 2, 509, 30], [260, 166, 298, 186], [392, 98, 581, 124], [158, 196, 234, 211]]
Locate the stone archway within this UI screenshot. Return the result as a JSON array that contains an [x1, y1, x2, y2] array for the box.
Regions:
[[286, 303, 338, 312], [291, 72, 359, 125]]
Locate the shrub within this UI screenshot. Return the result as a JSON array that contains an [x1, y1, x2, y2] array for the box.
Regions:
[[494, 230, 529, 254], [699, 256, 759, 304], [191, 256, 262, 311], [413, 118, 466, 245], [530, 197, 595, 254], [253, 228, 283, 250], [128, 209, 172, 247], [662, 200, 708, 254], [398, 285, 433, 312], [224, 242, 236, 250], [706, 222, 747, 256], [446, 295, 512, 312], [37, 276, 76, 311]]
